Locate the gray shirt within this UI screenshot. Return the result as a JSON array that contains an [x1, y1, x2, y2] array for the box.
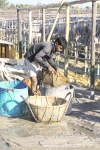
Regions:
[[24, 42, 57, 70]]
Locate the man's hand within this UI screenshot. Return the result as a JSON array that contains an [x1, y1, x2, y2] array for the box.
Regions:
[[56, 69, 61, 75], [48, 67, 61, 75], [48, 67, 55, 73]]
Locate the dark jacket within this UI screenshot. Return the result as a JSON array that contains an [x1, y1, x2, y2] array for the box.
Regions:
[[24, 42, 57, 70]]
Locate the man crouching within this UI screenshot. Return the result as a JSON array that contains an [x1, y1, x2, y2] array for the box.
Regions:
[[24, 36, 67, 95]]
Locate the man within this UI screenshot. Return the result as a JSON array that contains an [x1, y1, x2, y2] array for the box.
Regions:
[[24, 36, 67, 95]]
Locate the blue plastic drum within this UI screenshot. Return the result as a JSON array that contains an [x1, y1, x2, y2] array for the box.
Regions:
[[0, 80, 28, 117]]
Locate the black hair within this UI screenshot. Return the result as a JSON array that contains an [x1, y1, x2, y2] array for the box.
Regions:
[[54, 37, 67, 49]]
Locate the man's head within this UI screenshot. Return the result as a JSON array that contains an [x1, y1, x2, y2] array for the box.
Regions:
[[54, 37, 67, 52]]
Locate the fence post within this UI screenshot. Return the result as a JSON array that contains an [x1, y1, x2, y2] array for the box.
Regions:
[[88, 46, 90, 87], [17, 9, 22, 59], [14, 35, 17, 59], [9, 45, 11, 58], [38, 0, 40, 20], [47, 0, 64, 42], [90, 0, 97, 100], [85, 46, 88, 74], [97, 48, 99, 78], [74, 42, 77, 83], [12, 21, 13, 42], [0, 29, 2, 40], [42, 9, 45, 42], [64, 5, 69, 77], [28, 10, 32, 48], [24, 36, 27, 54]]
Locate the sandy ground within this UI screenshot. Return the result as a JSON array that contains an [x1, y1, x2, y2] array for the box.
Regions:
[[0, 83, 100, 150]]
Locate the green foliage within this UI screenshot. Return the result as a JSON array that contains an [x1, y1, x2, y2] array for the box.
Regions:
[[0, 0, 99, 10], [97, 3, 100, 8], [71, 6, 75, 9], [0, 0, 35, 9], [0, 0, 9, 8], [85, 6, 91, 9], [9, 3, 15, 9]]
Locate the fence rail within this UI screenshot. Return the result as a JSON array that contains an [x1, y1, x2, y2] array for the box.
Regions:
[[17, 0, 97, 11]]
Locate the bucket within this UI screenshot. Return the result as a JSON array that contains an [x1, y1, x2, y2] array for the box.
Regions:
[[40, 84, 74, 114], [0, 80, 28, 117]]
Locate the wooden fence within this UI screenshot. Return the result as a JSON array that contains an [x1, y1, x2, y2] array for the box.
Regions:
[[0, 0, 99, 99], [17, 0, 100, 99]]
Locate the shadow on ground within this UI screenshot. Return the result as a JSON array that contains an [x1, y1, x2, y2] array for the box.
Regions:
[[65, 83, 100, 124]]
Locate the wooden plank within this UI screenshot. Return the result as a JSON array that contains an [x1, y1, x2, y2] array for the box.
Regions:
[[65, 5, 69, 42], [65, 0, 97, 6], [60, 53, 90, 60], [0, 40, 15, 45], [9, 45, 11, 59], [11, 45, 16, 59], [95, 51, 99, 78], [64, 5, 69, 77], [68, 45, 86, 49], [85, 46, 88, 74], [5, 44, 6, 58], [17, 3, 64, 11], [17, 9, 22, 59], [1, 44, 2, 58], [2, 44, 5, 58], [0, 44, 1, 58], [42, 9, 45, 42], [74, 42, 78, 83], [95, 58, 100, 61], [24, 36, 27, 54], [6, 44, 9, 58], [17, 0, 99, 11], [38, 0, 40, 20], [90, 0, 97, 100], [77, 57, 89, 61], [47, 0, 64, 42], [28, 10, 32, 48]]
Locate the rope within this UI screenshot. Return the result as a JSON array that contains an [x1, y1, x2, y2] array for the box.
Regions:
[[0, 80, 17, 100], [20, 95, 40, 123]]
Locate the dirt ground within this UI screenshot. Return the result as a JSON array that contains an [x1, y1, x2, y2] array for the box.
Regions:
[[0, 83, 100, 150]]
